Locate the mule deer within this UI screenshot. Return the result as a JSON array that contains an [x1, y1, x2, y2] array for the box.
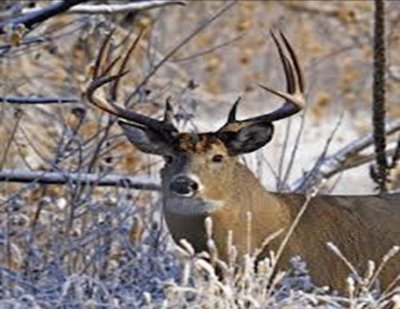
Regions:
[[86, 32, 400, 292]]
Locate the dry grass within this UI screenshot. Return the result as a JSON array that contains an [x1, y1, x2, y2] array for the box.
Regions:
[[1, 183, 399, 308]]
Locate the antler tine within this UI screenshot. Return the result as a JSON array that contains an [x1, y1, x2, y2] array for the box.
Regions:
[[279, 30, 304, 93], [270, 31, 295, 95], [164, 97, 175, 125], [253, 31, 304, 122], [218, 31, 305, 132], [227, 97, 241, 122], [101, 55, 122, 77], [93, 29, 116, 79], [110, 30, 144, 101], [86, 32, 178, 136]]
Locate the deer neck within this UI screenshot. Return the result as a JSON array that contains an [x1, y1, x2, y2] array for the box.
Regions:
[[211, 162, 291, 257]]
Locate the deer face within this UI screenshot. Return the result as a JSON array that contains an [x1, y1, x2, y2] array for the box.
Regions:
[[118, 124, 274, 215]]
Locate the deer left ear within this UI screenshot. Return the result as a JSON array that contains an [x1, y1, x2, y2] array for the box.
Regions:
[[118, 120, 175, 155], [219, 123, 274, 155]]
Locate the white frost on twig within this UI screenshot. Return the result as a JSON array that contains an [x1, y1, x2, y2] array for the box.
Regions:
[[21, 1, 187, 16]]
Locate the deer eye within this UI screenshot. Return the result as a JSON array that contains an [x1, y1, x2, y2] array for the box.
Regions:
[[164, 155, 174, 164], [212, 154, 224, 163]]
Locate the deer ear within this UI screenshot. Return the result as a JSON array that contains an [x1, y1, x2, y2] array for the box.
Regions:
[[219, 123, 274, 155], [118, 120, 174, 155]]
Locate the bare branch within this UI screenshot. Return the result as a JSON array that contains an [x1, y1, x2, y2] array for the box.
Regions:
[[0, 0, 87, 35], [1, 96, 78, 105], [293, 118, 400, 193], [0, 169, 161, 191], [371, 0, 388, 192], [63, 1, 186, 14], [0, 0, 185, 36], [3, 1, 187, 18]]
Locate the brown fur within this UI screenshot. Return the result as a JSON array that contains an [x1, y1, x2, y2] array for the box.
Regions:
[[176, 133, 220, 153], [163, 136, 400, 292]]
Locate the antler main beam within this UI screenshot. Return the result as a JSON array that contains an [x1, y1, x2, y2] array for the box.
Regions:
[[86, 30, 304, 138], [219, 31, 305, 132]]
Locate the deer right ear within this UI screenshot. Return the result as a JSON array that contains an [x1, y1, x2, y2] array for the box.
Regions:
[[118, 120, 174, 155]]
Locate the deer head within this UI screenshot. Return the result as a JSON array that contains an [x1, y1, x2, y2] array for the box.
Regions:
[[86, 31, 304, 216]]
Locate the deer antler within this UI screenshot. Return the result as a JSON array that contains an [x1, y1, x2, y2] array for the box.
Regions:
[[85, 31, 178, 139], [218, 31, 305, 133]]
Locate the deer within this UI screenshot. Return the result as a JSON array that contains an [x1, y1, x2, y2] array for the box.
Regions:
[[85, 31, 400, 293]]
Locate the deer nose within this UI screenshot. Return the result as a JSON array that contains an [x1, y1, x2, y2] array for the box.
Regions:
[[169, 175, 199, 197]]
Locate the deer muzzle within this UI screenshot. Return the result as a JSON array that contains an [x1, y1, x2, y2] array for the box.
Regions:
[[169, 175, 200, 197]]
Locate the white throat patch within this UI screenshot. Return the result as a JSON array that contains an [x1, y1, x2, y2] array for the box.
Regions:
[[164, 196, 224, 215]]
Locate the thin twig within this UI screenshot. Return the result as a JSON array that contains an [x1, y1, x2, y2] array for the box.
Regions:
[[277, 119, 291, 191], [0, 110, 23, 169], [0, 19, 86, 56], [295, 110, 344, 192], [266, 191, 315, 297], [171, 33, 244, 63], [280, 108, 307, 190], [124, 0, 237, 105]]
